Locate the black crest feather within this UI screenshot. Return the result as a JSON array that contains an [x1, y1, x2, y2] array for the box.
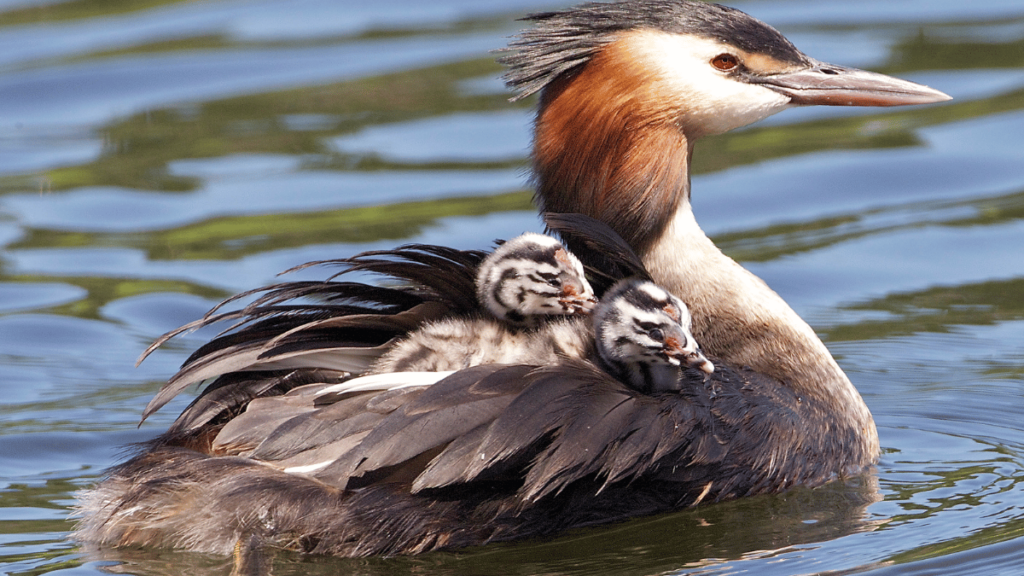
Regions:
[[500, 0, 807, 100]]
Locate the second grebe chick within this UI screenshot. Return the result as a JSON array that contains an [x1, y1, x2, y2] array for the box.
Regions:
[[595, 278, 713, 392]]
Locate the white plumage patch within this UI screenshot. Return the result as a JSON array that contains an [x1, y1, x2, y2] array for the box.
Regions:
[[512, 232, 561, 249], [637, 282, 670, 302], [627, 30, 792, 135], [284, 460, 333, 475], [314, 371, 456, 397]]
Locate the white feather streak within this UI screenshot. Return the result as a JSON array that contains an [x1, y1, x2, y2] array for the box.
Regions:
[[314, 371, 456, 397]]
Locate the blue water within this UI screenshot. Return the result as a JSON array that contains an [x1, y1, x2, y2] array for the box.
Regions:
[[2, 1, 1024, 574]]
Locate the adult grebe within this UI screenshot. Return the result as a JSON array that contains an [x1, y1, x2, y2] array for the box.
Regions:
[[74, 0, 950, 558]]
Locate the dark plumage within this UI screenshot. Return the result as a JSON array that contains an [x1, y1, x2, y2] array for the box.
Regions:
[[136, 243, 489, 429], [78, 360, 856, 557]]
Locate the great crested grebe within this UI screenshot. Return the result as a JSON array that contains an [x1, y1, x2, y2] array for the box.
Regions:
[[74, 0, 951, 558]]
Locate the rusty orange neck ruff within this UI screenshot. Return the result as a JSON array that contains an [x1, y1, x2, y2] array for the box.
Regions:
[[533, 41, 691, 257]]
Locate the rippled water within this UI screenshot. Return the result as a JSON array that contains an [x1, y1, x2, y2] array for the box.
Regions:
[[2, 0, 1023, 574]]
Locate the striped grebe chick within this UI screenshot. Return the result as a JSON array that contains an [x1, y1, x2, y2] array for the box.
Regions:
[[594, 278, 713, 391], [370, 233, 712, 380], [477, 232, 596, 326], [369, 232, 598, 373]]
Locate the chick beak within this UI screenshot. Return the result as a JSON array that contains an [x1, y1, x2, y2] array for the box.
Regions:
[[755, 61, 951, 107], [664, 332, 715, 375], [559, 282, 598, 315]]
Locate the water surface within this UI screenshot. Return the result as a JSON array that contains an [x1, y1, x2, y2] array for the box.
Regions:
[[2, 0, 1024, 574]]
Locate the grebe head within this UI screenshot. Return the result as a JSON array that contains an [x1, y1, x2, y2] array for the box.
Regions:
[[594, 278, 713, 393], [503, 0, 949, 126], [501, 0, 950, 253], [476, 233, 597, 327]]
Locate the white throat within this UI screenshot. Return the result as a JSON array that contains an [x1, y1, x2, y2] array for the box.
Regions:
[[644, 202, 853, 391]]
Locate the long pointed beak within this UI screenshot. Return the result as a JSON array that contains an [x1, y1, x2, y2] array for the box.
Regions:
[[756, 62, 951, 107]]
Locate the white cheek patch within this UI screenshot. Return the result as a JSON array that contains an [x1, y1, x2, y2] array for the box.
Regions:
[[627, 31, 792, 135]]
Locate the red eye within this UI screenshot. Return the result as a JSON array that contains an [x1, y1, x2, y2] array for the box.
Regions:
[[711, 54, 739, 71]]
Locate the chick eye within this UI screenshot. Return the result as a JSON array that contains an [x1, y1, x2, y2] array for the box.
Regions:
[[711, 53, 739, 71], [538, 273, 561, 288], [649, 328, 665, 342]]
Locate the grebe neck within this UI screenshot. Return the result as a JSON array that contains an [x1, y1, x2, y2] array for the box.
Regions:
[[532, 42, 876, 454]]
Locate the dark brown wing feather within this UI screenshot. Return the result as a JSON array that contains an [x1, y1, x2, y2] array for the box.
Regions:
[[137, 219, 655, 425], [137, 245, 489, 423], [519, 367, 643, 501], [79, 358, 868, 557], [427, 362, 604, 487], [544, 212, 651, 293], [166, 368, 346, 437], [350, 365, 535, 475]]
